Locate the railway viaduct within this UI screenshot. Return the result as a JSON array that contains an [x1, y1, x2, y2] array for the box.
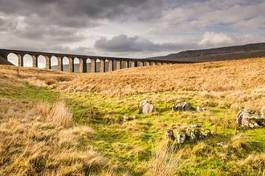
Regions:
[[0, 49, 183, 73]]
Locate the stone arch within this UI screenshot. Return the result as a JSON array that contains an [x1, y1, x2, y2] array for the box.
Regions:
[[129, 60, 136, 68], [96, 58, 101, 72], [105, 59, 109, 72], [73, 57, 80, 73], [114, 59, 121, 70], [86, 58, 92, 72], [50, 56, 58, 71], [37, 55, 46, 69], [7, 53, 19, 66], [62, 56, 70, 71], [23, 54, 33, 67]]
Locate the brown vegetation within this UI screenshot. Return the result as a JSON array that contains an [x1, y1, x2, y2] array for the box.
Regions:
[[0, 98, 110, 175], [1, 58, 264, 96], [0, 57, 265, 175]]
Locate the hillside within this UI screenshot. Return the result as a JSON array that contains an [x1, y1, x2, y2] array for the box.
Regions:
[[0, 58, 265, 175], [151, 43, 265, 62]]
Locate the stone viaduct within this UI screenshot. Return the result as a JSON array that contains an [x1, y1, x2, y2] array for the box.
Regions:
[[0, 49, 183, 73]]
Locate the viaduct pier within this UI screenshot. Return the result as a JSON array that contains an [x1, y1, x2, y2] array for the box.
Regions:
[[0, 49, 186, 73]]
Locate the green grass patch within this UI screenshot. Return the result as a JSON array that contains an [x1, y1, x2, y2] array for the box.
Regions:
[[2, 81, 264, 176], [0, 83, 59, 103]]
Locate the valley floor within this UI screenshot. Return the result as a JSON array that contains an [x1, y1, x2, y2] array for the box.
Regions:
[[0, 58, 265, 175]]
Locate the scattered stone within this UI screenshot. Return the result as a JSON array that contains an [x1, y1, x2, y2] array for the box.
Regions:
[[196, 106, 205, 112], [166, 125, 211, 144], [216, 142, 224, 146], [165, 129, 175, 141], [176, 128, 187, 144], [139, 100, 154, 114], [172, 102, 192, 111], [236, 109, 265, 128], [123, 115, 136, 122]]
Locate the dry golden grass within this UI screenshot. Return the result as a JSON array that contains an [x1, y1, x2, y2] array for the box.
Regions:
[[54, 58, 265, 96], [48, 101, 73, 127], [1, 58, 264, 96], [0, 98, 109, 175], [0, 58, 265, 175], [147, 142, 179, 176], [33, 101, 73, 127], [0, 65, 73, 88]]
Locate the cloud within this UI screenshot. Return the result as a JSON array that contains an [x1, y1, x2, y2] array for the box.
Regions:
[[0, 0, 164, 27], [94, 34, 198, 53], [153, 0, 265, 34], [199, 32, 234, 47], [0, 0, 165, 54], [0, 0, 264, 57]]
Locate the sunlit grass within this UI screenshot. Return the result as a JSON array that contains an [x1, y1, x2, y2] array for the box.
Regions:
[[0, 58, 264, 175]]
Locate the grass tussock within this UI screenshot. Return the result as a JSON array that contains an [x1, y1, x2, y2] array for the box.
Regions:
[[0, 99, 109, 176], [147, 142, 179, 176], [35, 101, 73, 128], [48, 101, 73, 128], [229, 154, 265, 175]]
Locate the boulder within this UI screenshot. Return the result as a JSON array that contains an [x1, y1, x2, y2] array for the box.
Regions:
[[176, 128, 187, 144], [139, 100, 154, 114], [236, 109, 265, 128], [166, 125, 211, 144], [172, 102, 192, 111]]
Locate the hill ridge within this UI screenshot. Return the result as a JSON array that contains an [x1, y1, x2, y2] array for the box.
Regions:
[[149, 42, 265, 62]]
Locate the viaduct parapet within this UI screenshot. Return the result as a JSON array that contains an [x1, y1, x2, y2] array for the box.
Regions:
[[0, 49, 187, 73]]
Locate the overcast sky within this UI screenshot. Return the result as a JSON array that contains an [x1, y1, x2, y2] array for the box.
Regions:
[[0, 0, 264, 58]]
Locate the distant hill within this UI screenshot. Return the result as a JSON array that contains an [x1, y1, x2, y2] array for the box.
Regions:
[[150, 43, 265, 62]]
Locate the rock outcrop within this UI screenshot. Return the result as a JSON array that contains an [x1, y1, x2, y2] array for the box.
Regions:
[[236, 109, 265, 128], [139, 100, 154, 114], [172, 102, 192, 111], [166, 125, 211, 144]]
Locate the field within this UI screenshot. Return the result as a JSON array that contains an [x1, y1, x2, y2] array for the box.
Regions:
[[0, 58, 265, 175]]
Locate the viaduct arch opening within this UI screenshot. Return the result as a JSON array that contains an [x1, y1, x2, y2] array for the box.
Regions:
[[7, 53, 19, 66], [86, 58, 91, 73], [51, 56, 58, 71], [37, 55, 46, 69], [23, 54, 33, 67], [73, 57, 80, 73], [62, 57, 69, 71]]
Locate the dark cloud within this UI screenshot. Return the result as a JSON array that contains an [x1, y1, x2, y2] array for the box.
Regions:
[[0, 0, 165, 52], [0, 0, 164, 27], [0, 0, 264, 56], [95, 34, 198, 52]]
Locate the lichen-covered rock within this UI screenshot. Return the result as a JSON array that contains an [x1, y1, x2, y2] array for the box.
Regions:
[[176, 128, 187, 144], [185, 125, 202, 140], [172, 102, 192, 111], [236, 109, 265, 128], [166, 125, 211, 144], [139, 100, 154, 114]]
